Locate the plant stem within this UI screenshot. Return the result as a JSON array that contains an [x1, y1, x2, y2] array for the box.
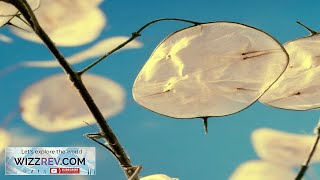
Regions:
[[202, 117, 208, 135], [78, 18, 201, 75], [295, 121, 320, 180], [2, 0, 139, 179], [296, 21, 318, 36]]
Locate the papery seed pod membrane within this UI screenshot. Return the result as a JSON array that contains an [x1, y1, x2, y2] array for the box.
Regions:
[[260, 32, 320, 110], [133, 22, 288, 119]]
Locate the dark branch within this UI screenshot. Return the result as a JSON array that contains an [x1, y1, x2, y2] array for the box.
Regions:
[[1, 0, 138, 179]]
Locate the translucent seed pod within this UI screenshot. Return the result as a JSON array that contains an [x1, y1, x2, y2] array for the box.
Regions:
[[133, 22, 288, 120], [260, 33, 320, 110]]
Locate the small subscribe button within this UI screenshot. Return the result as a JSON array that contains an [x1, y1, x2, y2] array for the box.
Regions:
[[50, 168, 59, 174], [50, 168, 80, 174], [59, 168, 80, 174]]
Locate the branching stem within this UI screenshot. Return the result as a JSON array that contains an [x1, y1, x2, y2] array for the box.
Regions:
[[1, 0, 138, 179], [78, 18, 201, 75]]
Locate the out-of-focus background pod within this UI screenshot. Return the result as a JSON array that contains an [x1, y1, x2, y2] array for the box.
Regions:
[[229, 160, 297, 180], [23, 36, 143, 67], [141, 174, 179, 180], [20, 73, 125, 132], [0, 128, 10, 153], [10, 0, 106, 46], [251, 128, 319, 167]]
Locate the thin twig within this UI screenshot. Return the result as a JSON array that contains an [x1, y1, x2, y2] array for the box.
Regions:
[[1, 0, 138, 179], [14, 14, 33, 30], [128, 165, 142, 180], [83, 121, 117, 156], [295, 121, 320, 180], [83, 121, 99, 131], [85, 133, 118, 158], [78, 18, 201, 75], [296, 21, 318, 36], [7, 22, 30, 32]]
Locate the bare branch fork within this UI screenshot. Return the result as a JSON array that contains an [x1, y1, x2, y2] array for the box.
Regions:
[[0, 0, 199, 179]]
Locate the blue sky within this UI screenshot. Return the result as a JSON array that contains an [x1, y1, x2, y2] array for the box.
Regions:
[[1, 0, 320, 179]]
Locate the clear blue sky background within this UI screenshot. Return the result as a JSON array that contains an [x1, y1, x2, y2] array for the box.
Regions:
[[1, 0, 320, 180]]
